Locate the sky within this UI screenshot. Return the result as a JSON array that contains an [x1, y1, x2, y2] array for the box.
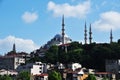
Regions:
[[0, 0, 120, 55]]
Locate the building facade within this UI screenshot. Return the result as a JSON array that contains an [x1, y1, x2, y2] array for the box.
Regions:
[[17, 62, 47, 75], [105, 59, 120, 79], [0, 56, 25, 70]]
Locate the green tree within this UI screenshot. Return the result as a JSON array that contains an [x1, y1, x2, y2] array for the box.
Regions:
[[102, 77, 108, 80], [68, 41, 82, 50], [17, 71, 30, 80], [86, 74, 96, 80], [45, 51, 57, 63], [48, 70, 62, 80], [59, 52, 69, 64], [91, 45, 112, 70], [43, 39, 120, 71], [44, 45, 58, 64], [0, 75, 12, 80], [68, 48, 83, 63]]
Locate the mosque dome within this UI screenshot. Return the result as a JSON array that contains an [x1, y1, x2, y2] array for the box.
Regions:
[[54, 34, 70, 40], [53, 34, 72, 44], [43, 33, 72, 49], [42, 15, 72, 49], [54, 34, 62, 38]]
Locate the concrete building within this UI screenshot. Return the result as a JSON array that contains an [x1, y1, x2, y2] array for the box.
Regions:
[[17, 62, 47, 75], [68, 63, 82, 71], [0, 69, 18, 75], [62, 63, 87, 80], [95, 72, 116, 80], [0, 56, 25, 70], [63, 68, 86, 80], [34, 73, 48, 80], [105, 59, 119, 73], [105, 59, 120, 79], [31, 62, 47, 75]]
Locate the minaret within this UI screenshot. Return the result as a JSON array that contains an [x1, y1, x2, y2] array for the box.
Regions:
[[84, 21, 87, 44], [89, 23, 92, 44], [62, 15, 65, 45], [13, 43, 16, 53], [110, 29, 113, 43]]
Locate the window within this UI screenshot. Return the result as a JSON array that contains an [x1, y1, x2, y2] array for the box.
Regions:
[[39, 67, 42, 69]]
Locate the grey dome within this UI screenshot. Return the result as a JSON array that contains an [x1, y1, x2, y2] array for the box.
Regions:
[[43, 33, 72, 49], [54, 34, 62, 39]]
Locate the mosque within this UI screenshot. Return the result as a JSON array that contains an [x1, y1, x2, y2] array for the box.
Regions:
[[43, 15, 72, 49], [43, 15, 113, 48], [31, 15, 113, 57]]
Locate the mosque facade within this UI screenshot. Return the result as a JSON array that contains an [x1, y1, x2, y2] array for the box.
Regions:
[[42, 15, 72, 49], [31, 15, 113, 57]]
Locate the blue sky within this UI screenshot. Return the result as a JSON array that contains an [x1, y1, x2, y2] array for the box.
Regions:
[[0, 0, 120, 55]]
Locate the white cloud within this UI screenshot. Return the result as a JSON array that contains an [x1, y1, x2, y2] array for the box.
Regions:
[[0, 36, 39, 55], [47, 0, 91, 18], [93, 11, 120, 31], [22, 11, 38, 23]]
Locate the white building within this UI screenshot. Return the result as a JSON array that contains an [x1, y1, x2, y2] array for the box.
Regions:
[[31, 62, 45, 75], [0, 69, 18, 75], [68, 63, 82, 71], [17, 62, 47, 75]]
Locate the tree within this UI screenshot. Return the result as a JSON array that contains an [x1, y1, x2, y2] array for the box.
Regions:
[[118, 39, 120, 44], [68, 41, 81, 50], [86, 74, 96, 80], [44, 45, 58, 64], [43, 39, 120, 71], [48, 70, 62, 80], [45, 51, 57, 63], [17, 71, 30, 80], [68, 48, 83, 63], [90, 45, 112, 71], [0, 75, 12, 80], [59, 52, 69, 64], [102, 77, 109, 80]]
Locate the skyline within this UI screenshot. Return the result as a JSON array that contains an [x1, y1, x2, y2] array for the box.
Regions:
[[0, 0, 120, 54]]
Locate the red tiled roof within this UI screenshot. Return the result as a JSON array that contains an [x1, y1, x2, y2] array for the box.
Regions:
[[34, 73, 48, 77], [59, 43, 70, 46], [0, 53, 26, 58], [64, 68, 81, 74], [95, 72, 113, 74]]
